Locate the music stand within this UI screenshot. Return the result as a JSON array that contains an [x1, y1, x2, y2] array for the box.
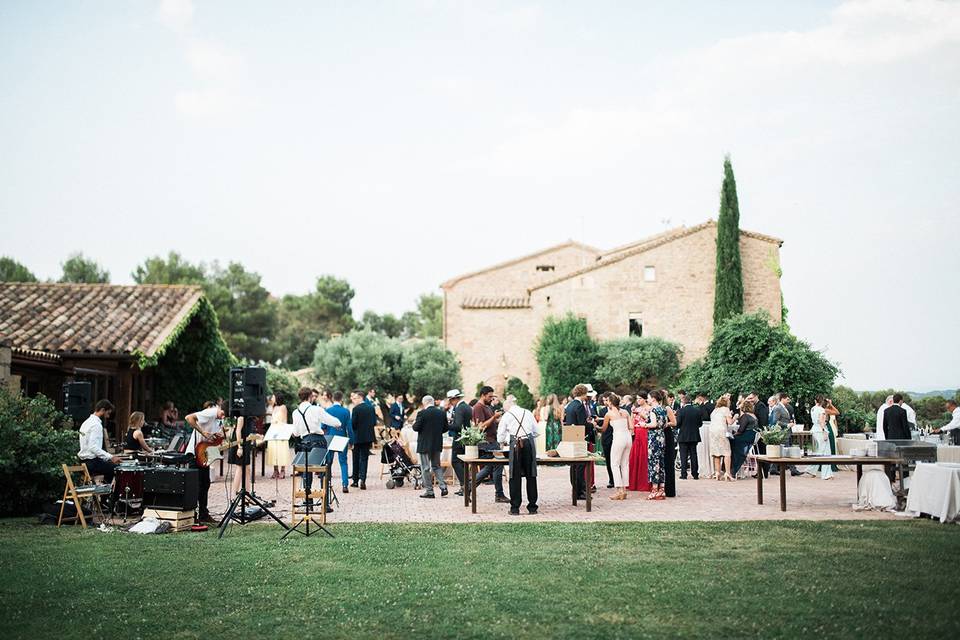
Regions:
[[325, 435, 349, 508], [218, 417, 289, 539], [283, 462, 333, 539]]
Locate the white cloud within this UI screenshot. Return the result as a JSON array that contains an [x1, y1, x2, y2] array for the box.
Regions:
[[481, 0, 960, 179], [157, 0, 194, 34]]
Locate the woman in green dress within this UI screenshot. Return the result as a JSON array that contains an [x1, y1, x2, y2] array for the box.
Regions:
[[542, 393, 563, 451]]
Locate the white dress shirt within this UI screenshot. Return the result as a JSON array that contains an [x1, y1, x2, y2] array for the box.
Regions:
[[292, 401, 341, 437], [78, 414, 111, 461], [902, 403, 916, 427], [186, 405, 223, 455], [497, 407, 539, 444], [875, 405, 888, 440], [943, 407, 960, 432]]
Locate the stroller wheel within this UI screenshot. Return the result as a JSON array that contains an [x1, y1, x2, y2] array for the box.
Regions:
[[385, 479, 396, 489], [396, 478, 404, 487]]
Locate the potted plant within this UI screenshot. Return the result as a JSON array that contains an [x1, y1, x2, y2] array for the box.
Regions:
[[760, 426, 788, 458], [457, 424, 486, 459]]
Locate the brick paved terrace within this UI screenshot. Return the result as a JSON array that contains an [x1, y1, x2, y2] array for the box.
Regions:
[[207, 457, 896, 524]]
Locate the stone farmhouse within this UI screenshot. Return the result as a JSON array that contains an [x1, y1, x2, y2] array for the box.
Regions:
[[441, 220, 783, 395]]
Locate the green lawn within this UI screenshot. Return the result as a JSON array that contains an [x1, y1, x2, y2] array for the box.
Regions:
[[2, 519, 958, 639]]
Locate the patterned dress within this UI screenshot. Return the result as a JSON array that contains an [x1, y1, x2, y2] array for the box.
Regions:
[[647, 406, 668, 485], [545, 410, 562, 451]]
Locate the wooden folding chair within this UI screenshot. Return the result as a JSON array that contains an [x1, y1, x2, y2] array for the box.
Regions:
[[58, 463, 110, 528]]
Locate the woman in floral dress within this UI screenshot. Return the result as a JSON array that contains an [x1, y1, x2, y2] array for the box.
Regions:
[[646, 390, 668, 500], [543, 394, 563, 451]]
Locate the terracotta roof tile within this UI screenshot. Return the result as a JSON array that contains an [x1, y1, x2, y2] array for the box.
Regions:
[[461, 296, 531, 309], [0, 283, 204, 358]]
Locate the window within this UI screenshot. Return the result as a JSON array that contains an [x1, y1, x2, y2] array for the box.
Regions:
[[629, 313, 643, 337], [535, 264, 555, 272], [643, 266, 656, 282]]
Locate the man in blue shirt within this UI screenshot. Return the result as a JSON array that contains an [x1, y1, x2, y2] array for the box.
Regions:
[[325, 391, 354, 493]]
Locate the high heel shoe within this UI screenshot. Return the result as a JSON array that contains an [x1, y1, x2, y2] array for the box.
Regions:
[[723, 473, 734, 482]]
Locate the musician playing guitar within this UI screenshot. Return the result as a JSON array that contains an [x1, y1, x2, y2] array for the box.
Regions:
[[185, 400, 225, 524]]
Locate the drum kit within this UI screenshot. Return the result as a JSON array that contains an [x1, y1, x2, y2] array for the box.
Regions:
[[112, 435, 191, 520]]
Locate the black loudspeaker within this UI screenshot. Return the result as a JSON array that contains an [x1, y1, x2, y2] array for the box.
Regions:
[[62, 382, 92, 426], [228, 366, 266, 417], [143, 468, 199, 511]]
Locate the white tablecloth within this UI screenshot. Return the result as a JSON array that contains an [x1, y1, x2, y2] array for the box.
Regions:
[[937, 446, 960, 464], [906, 462, 960, 523]]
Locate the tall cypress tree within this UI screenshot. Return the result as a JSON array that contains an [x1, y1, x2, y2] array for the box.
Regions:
[[713, 155, 744, 326]]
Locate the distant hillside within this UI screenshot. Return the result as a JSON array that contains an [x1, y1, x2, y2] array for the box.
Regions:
[[908, 389, 958, 399]]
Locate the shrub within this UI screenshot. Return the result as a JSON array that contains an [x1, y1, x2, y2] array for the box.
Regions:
[[505, 377, 535, 410], [536, 314, 600, 396], [594, 337, 683, 392], [0, 388, 77, 515], [680, 312, 838, 413], [265, 365, 301, 415]]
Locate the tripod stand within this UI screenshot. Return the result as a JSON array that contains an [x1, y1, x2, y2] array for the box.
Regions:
[[218, 417, 288, 539]]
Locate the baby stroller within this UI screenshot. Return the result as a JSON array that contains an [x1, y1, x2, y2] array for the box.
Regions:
[[381, 438, 422, 490]]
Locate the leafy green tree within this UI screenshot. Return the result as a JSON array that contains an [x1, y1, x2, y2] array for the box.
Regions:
[[360, 310, 405, 338], [505, 377, 535, 410], [414, 293, 443, 338], [0, 257, 38, 282], [535, 314, 600, 396], [400, 339, 463, 399], [204, 262, 277, 363], [274, 275, 356, 369], [713, 155, 744, 326], [0, 386, 82, 515], [313, 330, 404, 394], [59, 252, 109, 283], [265, 365, 302, 415], [594, 337, 683, 392], [131, 251, 206, 285], [830, 385, 872, 433], [681, 312, 838, 413]]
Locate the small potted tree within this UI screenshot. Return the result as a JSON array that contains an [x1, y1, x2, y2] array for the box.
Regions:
[[457, 424, 486, 459], [760, 426, 789, 458]]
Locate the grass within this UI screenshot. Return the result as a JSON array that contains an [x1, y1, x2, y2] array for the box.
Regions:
[[2, 518, 959, 639]]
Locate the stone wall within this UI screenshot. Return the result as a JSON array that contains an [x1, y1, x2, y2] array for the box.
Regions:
[[444, 224, 782, 396]]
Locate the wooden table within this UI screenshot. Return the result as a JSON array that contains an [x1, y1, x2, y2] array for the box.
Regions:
[[750, 455, 900, 511], [457, 455, 597, 513]]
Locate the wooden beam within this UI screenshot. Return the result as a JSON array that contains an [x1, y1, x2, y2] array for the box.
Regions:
[[115, 363, 134, 442]]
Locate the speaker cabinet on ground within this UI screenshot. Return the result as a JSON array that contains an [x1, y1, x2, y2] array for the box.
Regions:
[[143, 468, 199, 511]]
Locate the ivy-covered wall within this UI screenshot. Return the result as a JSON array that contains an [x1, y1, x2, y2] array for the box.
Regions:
[[148, 298, 237, 413]]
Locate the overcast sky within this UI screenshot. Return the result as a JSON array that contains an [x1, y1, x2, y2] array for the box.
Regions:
[[1, 0, 957, 391]]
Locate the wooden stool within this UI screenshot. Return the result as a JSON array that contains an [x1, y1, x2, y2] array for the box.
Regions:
[[290, 464, 329, 526]]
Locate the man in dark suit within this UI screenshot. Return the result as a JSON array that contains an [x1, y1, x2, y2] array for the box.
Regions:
[[883, 393, 912, 440], [350, 390, 377, 489], [597, 392, 615, 489], [413, 395, 449, 498], [698, 393, 715, 423], [748, 393, 770, 478], [564, 384, 591, 500], [389, 395, 404, 430], [447, 389, 472, 495], [676, 399, 702, 479]]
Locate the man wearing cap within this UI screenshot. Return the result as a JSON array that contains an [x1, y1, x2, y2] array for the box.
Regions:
[[447, 389, 472, 495], [413, 395, 449, 498]]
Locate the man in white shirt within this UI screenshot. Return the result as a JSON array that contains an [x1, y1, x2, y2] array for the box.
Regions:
[[936, 399, 960, 445], [497, 395, 540, 516], [875, 395, 894, 440], [291, 387, 341, 507], [902, 401, 917, 434], [185, 400, 225, 523], [78, 399, 121, 484]]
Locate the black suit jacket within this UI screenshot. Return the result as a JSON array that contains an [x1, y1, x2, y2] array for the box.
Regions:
[[450, 401, 472, 436], [755, 402, 769, 429], [564, 399, 587, 426], [883, 404, 911, 440], [676, 404, 703, 443], [351, 402, 377, 444], [413, 405, 448, 454], [700, 401, 715, 422]]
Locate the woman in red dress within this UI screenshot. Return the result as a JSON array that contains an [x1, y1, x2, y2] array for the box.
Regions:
[[628, 393, 651, 492]]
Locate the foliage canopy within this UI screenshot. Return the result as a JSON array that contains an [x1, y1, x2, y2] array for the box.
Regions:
[[714, 155, 744, 326], [0, 256, 38, 282], [59, 252, 109, 284], [594, 337, 683, 392], [535, 314, 600, 396]]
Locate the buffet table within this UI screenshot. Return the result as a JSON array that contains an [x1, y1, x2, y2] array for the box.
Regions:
[[457, 455, 596, 513], [937, 446, 960, 464], [750, 454, 900, 512], [905, 462, 960, 523]]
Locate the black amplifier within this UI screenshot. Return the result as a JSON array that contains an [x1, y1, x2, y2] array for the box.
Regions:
[[143, 468, 199, 511]]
